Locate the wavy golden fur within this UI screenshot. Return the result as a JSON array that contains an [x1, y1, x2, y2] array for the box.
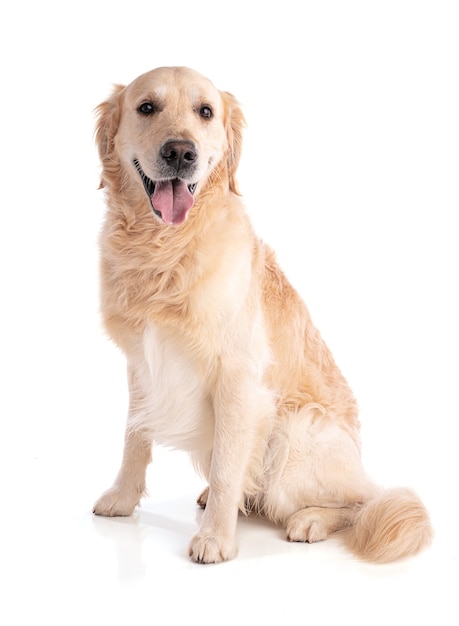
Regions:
[[93, 66, 432, 564]]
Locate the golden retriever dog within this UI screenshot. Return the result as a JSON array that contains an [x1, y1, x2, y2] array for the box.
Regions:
[[93, 66, 432, 564]]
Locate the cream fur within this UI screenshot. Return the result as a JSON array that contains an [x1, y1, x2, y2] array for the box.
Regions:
[[93, 66, 433, 564]]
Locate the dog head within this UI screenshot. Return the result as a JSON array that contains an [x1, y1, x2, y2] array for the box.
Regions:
[[95, 66, 245, 225]]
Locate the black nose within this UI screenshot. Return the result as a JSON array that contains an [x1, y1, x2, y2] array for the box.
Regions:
[[160, 140, 197, 171]]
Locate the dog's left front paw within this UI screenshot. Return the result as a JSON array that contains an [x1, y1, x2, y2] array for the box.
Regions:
[[188, 532, 238, 564]]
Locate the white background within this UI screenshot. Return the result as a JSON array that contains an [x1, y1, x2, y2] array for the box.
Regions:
[[1, 1, 458, 624]]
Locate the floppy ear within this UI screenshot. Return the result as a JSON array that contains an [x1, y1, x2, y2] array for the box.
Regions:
[[94, 84, 125, 186], [222, 91, 246, 195]]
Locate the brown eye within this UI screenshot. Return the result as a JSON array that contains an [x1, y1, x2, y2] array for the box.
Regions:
[[200, 105, 213, 119], [138, 102, 156, 115]]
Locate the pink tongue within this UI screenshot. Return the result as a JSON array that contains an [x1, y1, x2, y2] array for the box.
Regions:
[[151, 179, 194, 225]]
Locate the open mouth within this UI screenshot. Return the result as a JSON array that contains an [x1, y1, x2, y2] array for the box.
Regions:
[[133, 159, 197, 225]]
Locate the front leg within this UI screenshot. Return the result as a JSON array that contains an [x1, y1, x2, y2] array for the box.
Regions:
[[93, 363, 153, 517], [93, 428, 152, 516], [189, 373, 274, 564]]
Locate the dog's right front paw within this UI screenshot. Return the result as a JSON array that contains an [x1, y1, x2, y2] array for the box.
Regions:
[[93, 486, 140, 517]]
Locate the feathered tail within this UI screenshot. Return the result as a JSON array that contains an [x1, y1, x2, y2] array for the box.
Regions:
[[344, 487, 433, 563]]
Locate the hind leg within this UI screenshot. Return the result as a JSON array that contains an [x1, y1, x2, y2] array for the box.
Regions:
[[196, 486, 209, 509], [263, 406, 377, 542], [286, 506, 355, 543]]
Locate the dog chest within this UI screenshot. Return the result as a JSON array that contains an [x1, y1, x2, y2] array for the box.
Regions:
[[136, 324, 215, 453]]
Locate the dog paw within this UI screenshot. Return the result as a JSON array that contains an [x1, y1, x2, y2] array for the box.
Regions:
[[93, 486, 140, 517], [188, 532, 238, 564], [196, 487, 209, 509], [286, 510, 328, 543]]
